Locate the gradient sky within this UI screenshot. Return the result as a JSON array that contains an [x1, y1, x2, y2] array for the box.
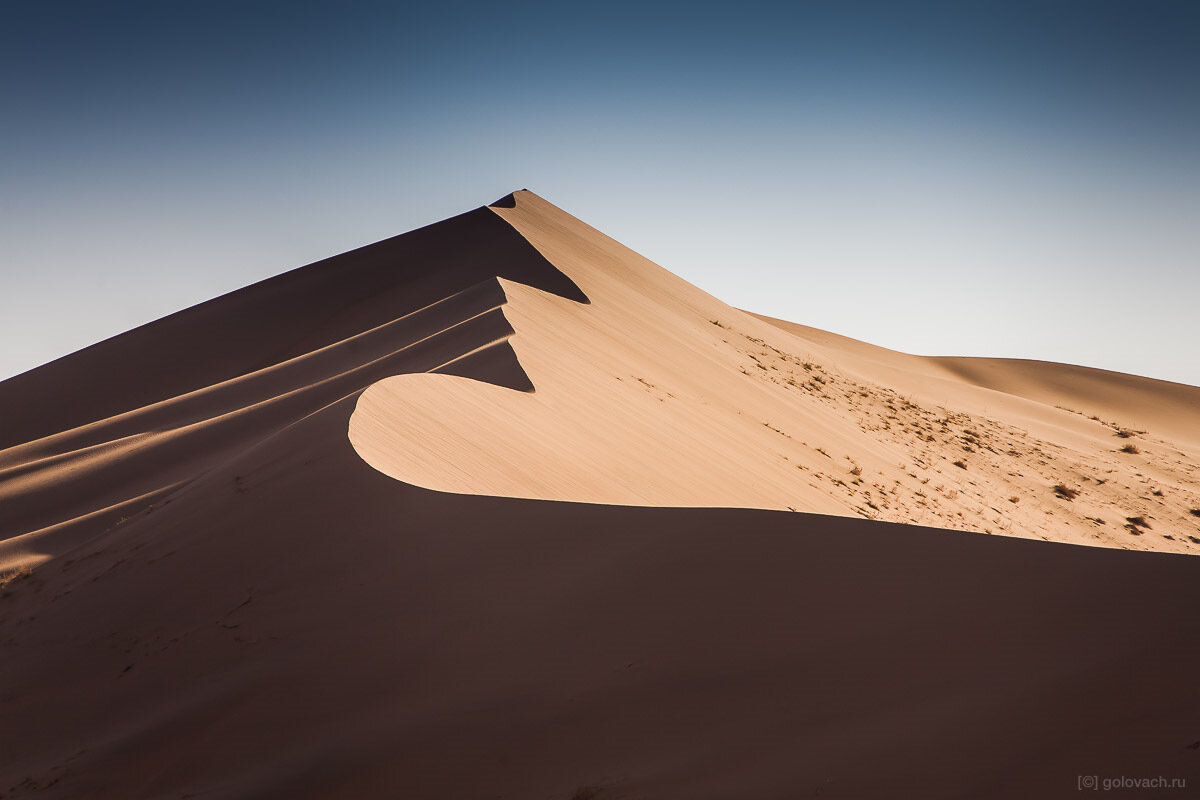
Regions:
[[3, 1, 1198, 385]]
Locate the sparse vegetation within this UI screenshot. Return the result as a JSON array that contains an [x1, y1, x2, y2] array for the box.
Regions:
[[1126, 515, 1151, 530], [0, 564, 32, 587], [0, 564, 33, 597], [692, 312, 1196, 549], [1189, 509, 1200, 518], [1052, 484, 1079, 501]]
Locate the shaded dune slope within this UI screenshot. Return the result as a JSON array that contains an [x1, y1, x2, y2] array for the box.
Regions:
[[2, 395, 1199, 799], [0, 199, 585, 566], [0, 202, 584, 449]]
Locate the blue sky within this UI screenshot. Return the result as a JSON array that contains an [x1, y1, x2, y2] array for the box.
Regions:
[[3, 1, 1198, 384]]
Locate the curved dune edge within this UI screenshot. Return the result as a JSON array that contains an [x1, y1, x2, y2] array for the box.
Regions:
[[0, 200, 588, 572], [349, 370, 813, 509], [7, 389, 1200, 798], [348, 190, 1200, 553]]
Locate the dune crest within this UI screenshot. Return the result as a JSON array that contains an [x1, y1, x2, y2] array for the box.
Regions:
[[4, 188, 1198, 571], [0, 205, 582, 570], [348, 190, 1200, 552]]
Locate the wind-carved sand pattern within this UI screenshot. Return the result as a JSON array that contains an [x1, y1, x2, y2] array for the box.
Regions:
[[0, 198, 585, 570], [349, 190, 1200, 553]]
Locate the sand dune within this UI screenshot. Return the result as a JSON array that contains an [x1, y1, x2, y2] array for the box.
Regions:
[[2, 190, 1199, 797], [354, 191, 1200, 552], [0, 204, 576, 570]]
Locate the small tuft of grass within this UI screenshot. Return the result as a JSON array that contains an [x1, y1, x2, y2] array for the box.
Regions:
[[953, 460, 967, 470], [1119, 443, 1140, 454], [1126, 515, 1151, 529], [1008, 496, 1020, 503], [849, 465, 862, 477], [1151, 488, 1164, 497], [0, 565, 33, 598], [1052, 484, 1079, 501], [0, 564, 32, 587], [1189, 508, 1200, 518], [1114, 429, 1136, 438]]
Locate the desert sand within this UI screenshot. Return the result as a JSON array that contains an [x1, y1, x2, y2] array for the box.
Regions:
[[354, 192, 1200, 552], [1, 190, 1198, 798]]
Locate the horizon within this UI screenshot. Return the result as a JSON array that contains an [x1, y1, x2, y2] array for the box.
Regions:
[[2, 0, 1198, 386]]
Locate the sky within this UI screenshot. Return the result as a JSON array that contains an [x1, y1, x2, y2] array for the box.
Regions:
[[2, 0, 1198, 385]]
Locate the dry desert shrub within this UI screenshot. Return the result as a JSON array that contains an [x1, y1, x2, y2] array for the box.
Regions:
[[0, 565, 32, 588], [0, 565, 33, 598], [1053, 484, 1079, 501], [1119, 443, 1140, 454]]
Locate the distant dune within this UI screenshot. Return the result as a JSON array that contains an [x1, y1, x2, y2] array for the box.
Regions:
[[2, 191, 1198, 798]]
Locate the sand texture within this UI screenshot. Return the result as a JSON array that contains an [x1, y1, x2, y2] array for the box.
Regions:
[[2, 190, 1199, 798]]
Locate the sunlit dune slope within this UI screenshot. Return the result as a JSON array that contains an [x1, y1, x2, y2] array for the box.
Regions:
[[351, 190, 1200, 552], [752, 312, 1200, 448]]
